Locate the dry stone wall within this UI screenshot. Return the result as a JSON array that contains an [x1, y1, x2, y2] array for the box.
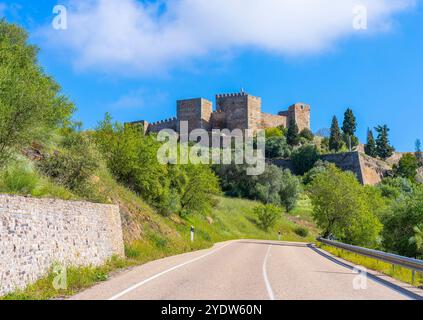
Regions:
[[0, 195, 124, 296]]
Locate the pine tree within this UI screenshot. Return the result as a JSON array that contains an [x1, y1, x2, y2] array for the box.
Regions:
[[329, 116, 343, 152], [286, 117, 300, 146], [342, 108, 358, 150], [364, 129, 377, 158], [375, 125, 395, 160]]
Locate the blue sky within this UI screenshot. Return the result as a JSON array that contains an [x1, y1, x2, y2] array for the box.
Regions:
[[1, 0, 422, 151]]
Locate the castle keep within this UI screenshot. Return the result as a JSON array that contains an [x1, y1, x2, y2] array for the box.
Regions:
[[135, 92, 311, 134]]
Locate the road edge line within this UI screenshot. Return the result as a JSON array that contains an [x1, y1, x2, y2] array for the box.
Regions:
[[262, 245, 276, 300], [108, 241, 235, 300]]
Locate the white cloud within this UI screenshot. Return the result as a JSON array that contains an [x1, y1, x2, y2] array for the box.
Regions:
[[41, 0, 417, 75], [110, 88, 169, 110]]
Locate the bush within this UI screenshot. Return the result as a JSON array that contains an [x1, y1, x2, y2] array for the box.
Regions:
[[38, 131, 99, 197], [308, 164, 383, 247], [303, 160, 330, 185], [295, 227, 309, 238], [382, 188, 423, 258], [265, 127, 285, 138], [393, 154, 419, 181], [179, 164, 221, 216], [214, 164, 301, 211], [265, 136, 291, 159], [279, 169, 301, 212], [377, 177, 414, 200], [291, 144, 319, 175], [299, 128, 314, 142], [0, 162, 38, 194], [94, 114, 220, 216], [254, 204, 281, 231]]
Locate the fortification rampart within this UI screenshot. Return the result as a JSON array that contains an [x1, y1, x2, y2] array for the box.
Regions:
[[270, 152, 392, 185]]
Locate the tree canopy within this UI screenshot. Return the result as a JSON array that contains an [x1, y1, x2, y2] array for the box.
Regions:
[[0, 20, 74, 167]]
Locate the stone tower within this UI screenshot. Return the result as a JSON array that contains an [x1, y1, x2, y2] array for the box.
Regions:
[[177, 98, 213, 133], [215, 92, 262, 131], [279, 103, 311, 132]]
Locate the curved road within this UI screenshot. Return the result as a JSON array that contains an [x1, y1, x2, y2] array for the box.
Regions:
[[71, 240, 423, 300]]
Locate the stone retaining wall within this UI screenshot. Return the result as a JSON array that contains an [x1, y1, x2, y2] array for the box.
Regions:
[[0, 195, 124, 296]]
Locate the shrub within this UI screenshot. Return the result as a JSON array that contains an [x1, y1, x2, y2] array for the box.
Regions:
[[308, 164, 383, 247], [179, 164, 221, 216], [279, 169, 301, 212], [303, 160, 330, 185], [382, 188, 423, 258], [254, 204, 281, 231], [265, 127, 285, 138], [0, 162, 38, 194], [291, 144, 319, 175], [94, 115, 221, 216], [38, 132, 99, 196], [377, 177, 414, 200], [295, 227, 309, 238], [299, 128, 314, 142], [214, 164, 300, 211], [265, 136, 291, 159], [393, 154, 419, 181]]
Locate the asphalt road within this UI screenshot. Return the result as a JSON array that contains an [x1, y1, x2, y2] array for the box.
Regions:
[[71, 240, 423, 300]]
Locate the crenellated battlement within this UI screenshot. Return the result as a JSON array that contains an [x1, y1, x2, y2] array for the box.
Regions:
[[149, 117, 177, 127], [216, 92, 248, 98]]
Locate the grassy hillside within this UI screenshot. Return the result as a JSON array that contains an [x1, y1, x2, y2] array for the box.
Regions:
[[96, 166, 317, 263]]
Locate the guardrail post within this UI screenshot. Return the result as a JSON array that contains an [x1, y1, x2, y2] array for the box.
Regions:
[[412, 270, 415, 285]]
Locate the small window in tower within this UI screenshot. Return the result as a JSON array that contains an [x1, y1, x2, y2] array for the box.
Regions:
[[301, 105, 305, 110]]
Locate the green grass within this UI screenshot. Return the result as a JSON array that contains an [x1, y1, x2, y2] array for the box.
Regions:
[[1, 256, 127, 300], [0, 160, 77, 200], [319, 244, 423, 288]]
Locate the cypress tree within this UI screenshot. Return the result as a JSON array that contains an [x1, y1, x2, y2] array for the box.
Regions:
[[364, 128, 377, 158], [415, 139, 423, 166], [329, 116, 343, 152], [375, 125, 395, 160], [286, 117, 300, 146], [342, 108, 358, 149]]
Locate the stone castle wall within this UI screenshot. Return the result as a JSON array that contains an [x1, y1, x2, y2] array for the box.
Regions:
[[148, 117, 178, 133], [271, 152, 392, 185], [260, 112, 287, 129], [0, 195, 124, 296]]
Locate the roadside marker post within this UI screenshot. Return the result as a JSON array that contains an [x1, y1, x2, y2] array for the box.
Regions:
[[190, 226, 195, 242], [278, 231, 281, 241]]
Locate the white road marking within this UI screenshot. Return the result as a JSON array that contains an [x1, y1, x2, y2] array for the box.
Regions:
[[262, 245, 276, 300], [108, 241, 235, 300]]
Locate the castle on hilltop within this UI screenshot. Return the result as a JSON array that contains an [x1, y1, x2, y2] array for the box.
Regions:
[[134, 91, 311, 134]]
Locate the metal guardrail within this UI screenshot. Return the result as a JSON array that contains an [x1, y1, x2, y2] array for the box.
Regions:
[[317, 237, 423, 273]]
